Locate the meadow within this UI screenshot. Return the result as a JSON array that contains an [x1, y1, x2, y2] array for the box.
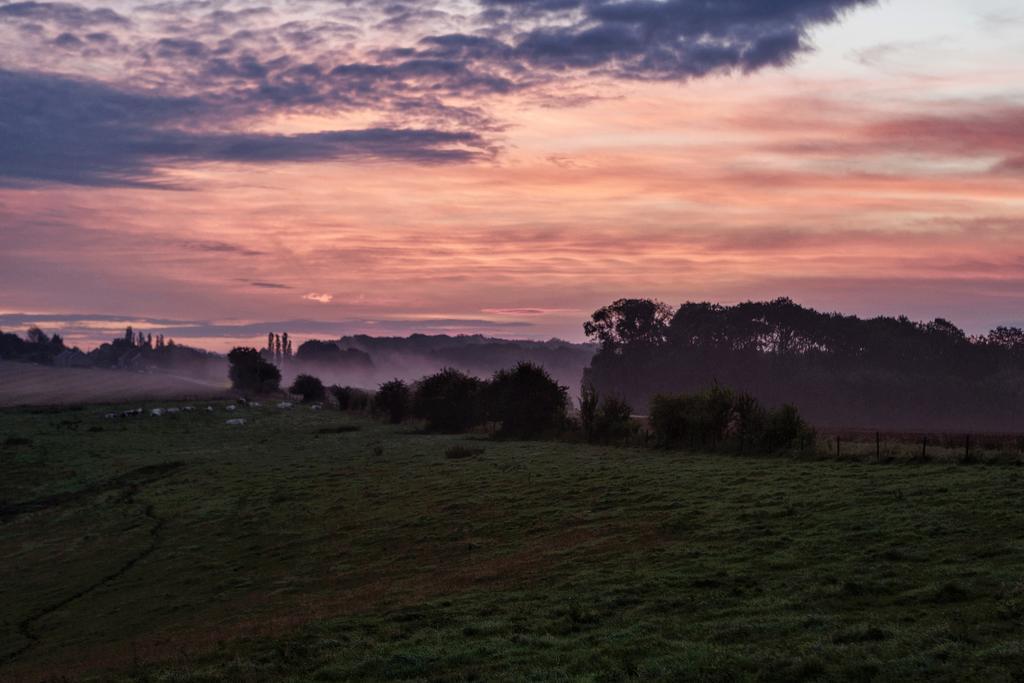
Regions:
[[2, 401, 1024, 681], [0, 362, 228, 408]]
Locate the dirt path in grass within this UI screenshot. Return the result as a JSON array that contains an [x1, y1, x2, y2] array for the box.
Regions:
[[0, 466, 184, 669]]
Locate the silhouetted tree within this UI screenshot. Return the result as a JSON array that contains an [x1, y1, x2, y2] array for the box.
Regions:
[[584, 299, 673, 352], [374, 379, 411, 423], [412, 368, 486, 432], [586, 297, 1024, 432], [488, 362, 568, 438], [290, 374, 326, 403], [228, 347, 281, 394], [27, 327, 50, 345], [579, 384, 600, 442]]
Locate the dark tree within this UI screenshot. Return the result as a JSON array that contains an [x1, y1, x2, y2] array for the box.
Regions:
[[228, 347, 281, 394], [594, 394, 634, 444], [488, 362, 568, 438], [27, 326, 50, 345], [374, 379, 411, 423], [584, 299, 673, 352], [330, 385, 357, 410], [330, 386, 372, 412], [290, 374, 326, 403], [412, 368, 486, 433], [579, 384, 600, 442], [586, 297, 1024, 432]]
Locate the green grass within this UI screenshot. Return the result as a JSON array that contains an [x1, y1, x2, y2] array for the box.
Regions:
[[2, 402, 1024, 681]]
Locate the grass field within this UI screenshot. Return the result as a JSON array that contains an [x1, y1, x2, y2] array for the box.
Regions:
[[0, 362, 228, 408], [2, 402, 1024, 681]]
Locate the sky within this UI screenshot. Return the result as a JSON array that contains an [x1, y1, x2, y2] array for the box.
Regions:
[[1, 0, 1022, 351]]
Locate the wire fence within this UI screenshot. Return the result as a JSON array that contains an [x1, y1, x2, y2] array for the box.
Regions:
[[816, 429, 1024, 464]]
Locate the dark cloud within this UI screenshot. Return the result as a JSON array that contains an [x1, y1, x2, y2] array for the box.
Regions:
[[0, 0, 877, 186], [0, 1, 128, 27], [246, 281, 292, 289], [479, 0, 875, 78], [0, 69, 492, 186]]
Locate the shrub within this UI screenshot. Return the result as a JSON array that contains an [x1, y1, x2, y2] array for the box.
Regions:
[[649, 387, 812, 453], [374, 379, 411, 423], [330, 385, 372, 411], [290, 374, 326, 403], [579, 386, 634, 443], [227, 347, 281, 394], [579, 384, 599, 442], [595, 394, 634, 443], [649, 393, 699, 448], [764, 404, 815, 453], [733, 391, 767, 453], [489, 362, 568, 438], [412, 368, 486, 433]]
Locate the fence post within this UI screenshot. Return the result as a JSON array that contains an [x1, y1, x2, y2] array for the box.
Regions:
[[836, 436, 841, 459], [922, 436, 927, 460], [965, 434, 971, 462], [876, 432, 881, 462]]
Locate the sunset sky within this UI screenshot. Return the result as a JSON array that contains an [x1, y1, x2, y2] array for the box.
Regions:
[[1, 0, 1023, 351]]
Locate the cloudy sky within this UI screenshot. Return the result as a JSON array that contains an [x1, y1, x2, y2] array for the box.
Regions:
[[1, 0, 1022, 350]]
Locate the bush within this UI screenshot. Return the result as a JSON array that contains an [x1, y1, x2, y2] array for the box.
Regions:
[[290, 374, 325, 403], [579, 384, 599, 442], [228, 347, 281, 394], [733, 392, 767, 454], [330, 385, 372, 412], [764, 404, 814, 453], [649, 387, 811, 453], [579, 386, 634, 443], [489, 362, 568, 438], [412, 368, 486, 433], [374, 379, 411, 423], [649, 393, 699, 448], [595, 395, 635, 443]]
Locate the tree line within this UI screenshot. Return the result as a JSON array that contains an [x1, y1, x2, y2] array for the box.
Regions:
[[583, 298, 1024, 432], [228, 345, 813, 454]]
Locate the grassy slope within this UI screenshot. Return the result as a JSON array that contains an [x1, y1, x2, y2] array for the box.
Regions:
[[1, 403, 1023, 681]]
